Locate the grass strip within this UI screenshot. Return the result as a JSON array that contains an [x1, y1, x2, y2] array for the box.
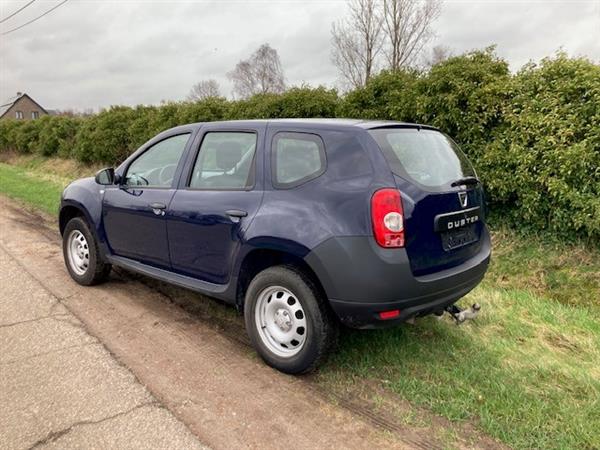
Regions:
[[0, 162, 64, 214]]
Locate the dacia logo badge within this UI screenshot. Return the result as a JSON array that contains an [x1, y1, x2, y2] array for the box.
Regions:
[[458, 191, 468, 208]]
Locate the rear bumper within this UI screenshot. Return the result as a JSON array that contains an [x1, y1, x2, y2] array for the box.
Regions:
[[328, 270, 484, 328], [304, 228, 491, 329]]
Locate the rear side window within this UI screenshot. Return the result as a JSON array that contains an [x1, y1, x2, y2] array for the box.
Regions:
[[189, 132, 256, 189], [272, 132, 326, 188], [369, 128, 476, 190]]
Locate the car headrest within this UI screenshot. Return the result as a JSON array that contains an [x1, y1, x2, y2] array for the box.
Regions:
[[216, 141, 242, 171]]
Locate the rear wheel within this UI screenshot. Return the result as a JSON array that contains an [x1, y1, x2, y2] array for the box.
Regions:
[[63, 217, 111, 285], [244, 266, 337, 374]]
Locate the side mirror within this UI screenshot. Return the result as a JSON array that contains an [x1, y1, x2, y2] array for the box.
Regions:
[[95, 167, 115, 185]]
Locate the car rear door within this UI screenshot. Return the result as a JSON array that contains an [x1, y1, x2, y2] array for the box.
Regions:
[[102, 132, 193, 269], [166, 123, 265, 285]]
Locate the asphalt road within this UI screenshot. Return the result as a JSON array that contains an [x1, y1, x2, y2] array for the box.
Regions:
[[0, 197, 414, 450], [0, 229, 207, 449]]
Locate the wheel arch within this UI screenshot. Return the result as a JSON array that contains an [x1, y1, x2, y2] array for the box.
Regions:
[[235, 243, 329, 312], [59, 201, 93, 235]]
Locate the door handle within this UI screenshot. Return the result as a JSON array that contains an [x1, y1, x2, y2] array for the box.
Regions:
[[149, 202, 167, 216], [226, 209, 248, 218]]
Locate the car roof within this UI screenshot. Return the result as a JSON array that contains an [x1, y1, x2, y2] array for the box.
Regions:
[[177, 118, 439, 132], [266, 118, 437, 130]]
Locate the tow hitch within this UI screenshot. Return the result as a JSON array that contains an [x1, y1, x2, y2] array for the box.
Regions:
[[443, 303, 481, 324]]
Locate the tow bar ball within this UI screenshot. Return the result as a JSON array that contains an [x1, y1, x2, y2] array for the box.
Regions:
[[444, 303, 481, 324]]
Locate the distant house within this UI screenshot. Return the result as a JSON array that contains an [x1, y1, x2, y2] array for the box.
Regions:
[[0, 92, 48, 121]]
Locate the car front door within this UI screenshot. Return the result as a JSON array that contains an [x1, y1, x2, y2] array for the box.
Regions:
[[166, 123, 265, 285], [102, 132, 192, 268]]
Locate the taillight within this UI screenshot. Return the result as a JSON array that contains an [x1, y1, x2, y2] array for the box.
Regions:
[[371, 188, 404, 248]]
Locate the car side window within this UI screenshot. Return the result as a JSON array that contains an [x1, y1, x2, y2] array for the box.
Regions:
[[125, 133, 190, 187], [272, 132, 326, 189], [189, 132, 257, 189]]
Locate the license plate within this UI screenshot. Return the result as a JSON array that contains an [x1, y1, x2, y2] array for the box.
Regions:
[[441, 225, 478, 251], [434, 206, 481, 232]]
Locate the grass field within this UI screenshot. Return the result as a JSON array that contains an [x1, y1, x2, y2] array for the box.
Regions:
[[0, 163, 66, 215], [1, 157, 598, 449], [0, 155, 98, 214]]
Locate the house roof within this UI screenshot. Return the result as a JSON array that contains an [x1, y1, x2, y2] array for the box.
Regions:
[[0, 95, 20, 117], [0, 93, 48, 119]]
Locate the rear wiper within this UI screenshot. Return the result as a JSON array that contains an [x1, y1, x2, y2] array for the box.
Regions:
[[451, 176, 480, 187]]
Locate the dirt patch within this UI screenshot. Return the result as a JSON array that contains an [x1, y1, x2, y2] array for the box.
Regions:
[[542, 330, 580, 353], [131, 274, 510, 449]]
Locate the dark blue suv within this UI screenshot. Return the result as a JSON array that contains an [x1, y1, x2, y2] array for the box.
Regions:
[[60, 119, 491, 373]]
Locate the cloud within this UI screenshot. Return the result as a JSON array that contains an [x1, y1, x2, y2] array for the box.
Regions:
[[435, 0, 600, 68], [1, 0, 598, 111]]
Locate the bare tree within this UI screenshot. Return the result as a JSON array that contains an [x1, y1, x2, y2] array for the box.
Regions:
[[331, 0, 442, 88], [331, 24, 364, 90], [253, 44, 286, 94], [229, 61, 257, 99], [331, 0, 384, 89], [423, 44, 453, 68], [187, 79, 221, 101], [382, 0, 442, 70], [228, 43, 286, 98]]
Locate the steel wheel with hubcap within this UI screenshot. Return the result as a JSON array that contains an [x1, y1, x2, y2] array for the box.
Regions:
[[67, 230, 90, 275], [245, 265, 338, 374], [62, 216, 111, 286]]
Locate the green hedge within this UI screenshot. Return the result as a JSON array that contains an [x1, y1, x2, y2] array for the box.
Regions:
[[1, 50, 598, 241], [480, 55, 600, 239]]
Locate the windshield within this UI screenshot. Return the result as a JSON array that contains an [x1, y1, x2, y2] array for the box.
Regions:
[[369, 128, 476, 189]]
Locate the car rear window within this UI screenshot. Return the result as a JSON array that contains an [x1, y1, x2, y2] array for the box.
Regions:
[[369, 128, 476, 189]]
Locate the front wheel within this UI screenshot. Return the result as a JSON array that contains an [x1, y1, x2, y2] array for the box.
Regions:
[[63, 217, 111, 286], [244, 266, 338, 374]]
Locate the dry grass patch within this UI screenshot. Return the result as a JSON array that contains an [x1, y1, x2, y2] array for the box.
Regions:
[[0, 153, 101, 186], [486, 228, 599, 308]]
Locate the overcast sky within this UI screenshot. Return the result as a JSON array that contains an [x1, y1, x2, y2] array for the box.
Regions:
[[1, 0, 598, 111]]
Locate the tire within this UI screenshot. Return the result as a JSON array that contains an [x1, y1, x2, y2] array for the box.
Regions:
[[62, 217, 111, 286], [244, 265, 338, 374]]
